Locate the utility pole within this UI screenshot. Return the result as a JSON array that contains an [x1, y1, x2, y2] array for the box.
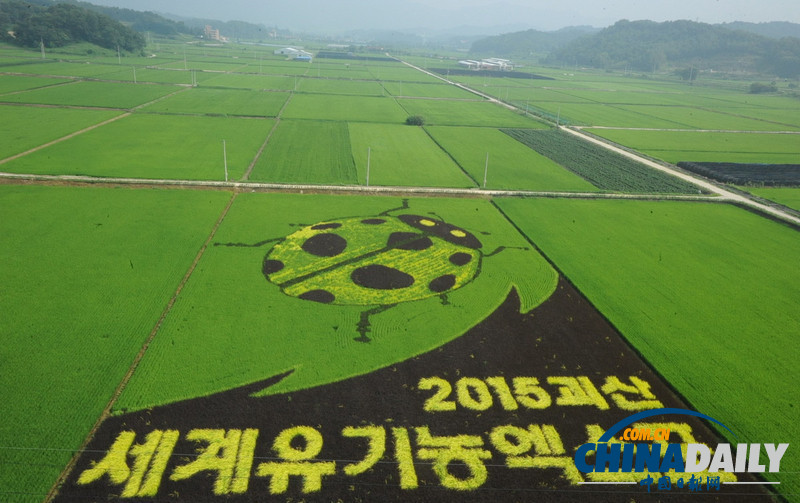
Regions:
[[366, 147, 371, 187], [40, 38, 45, 59], [223, 140, 228, 182], [483, 152, 489, 188]]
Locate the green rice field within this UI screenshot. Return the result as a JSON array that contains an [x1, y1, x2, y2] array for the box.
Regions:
[[0, 105, 122, 159], [348, 122, 474, 187], [1, 80, 179, 109], [250, 120, 357, 184], [283, 93, 408, 122], [743, 186, 800, 211], [396, 98, 545, 127], [140, 87, 289, 116], [496, 197, 800, 492], [426, 125, 599, 191], [586, 129, 800, 164], [0, 184, 231, 501], [1, 113, 275, 180]]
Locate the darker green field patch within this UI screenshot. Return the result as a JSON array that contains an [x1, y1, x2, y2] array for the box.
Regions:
[[503, 128, 703, 193]]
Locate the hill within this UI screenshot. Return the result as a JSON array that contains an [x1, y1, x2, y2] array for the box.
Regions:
[[470, 26, 599, 56], [546, 19, 800, 78], [720, 21, 800, 40], [0, 0, 144, 51]]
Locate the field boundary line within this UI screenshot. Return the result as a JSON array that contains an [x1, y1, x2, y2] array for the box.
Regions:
[[0, 112, 130, 166], [578, 126, 800, 134], [0, 171, 729, 201], [131, 86, 191, 111], [0, 78, 78, 97], [242, 93, 293, 181], [44, 190, 239, 503]]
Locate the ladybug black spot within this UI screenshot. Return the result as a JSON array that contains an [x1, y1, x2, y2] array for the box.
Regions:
[[429, 274, 456, 293], [388, 232, 433, 251], [311, 223, 342, 230], [299, 289, 336, 303], [449, 252, 472, 266], [302, 233, 347, 257], [361, 218, 386, 225], [352, 265, 415, 290], [262, 258, 284, 276]]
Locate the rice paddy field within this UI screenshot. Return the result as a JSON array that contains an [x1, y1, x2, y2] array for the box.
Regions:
[[1, 37, 799, 503]]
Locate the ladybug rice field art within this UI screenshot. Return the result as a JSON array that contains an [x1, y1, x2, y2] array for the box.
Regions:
[[111, 195, 558, 410], [260, 210, 497, 341]]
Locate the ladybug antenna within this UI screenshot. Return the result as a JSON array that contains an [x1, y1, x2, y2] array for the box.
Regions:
[[485, 245, 529, 257], [426, 211, 445, 222], [214, 237, 282, 248], [378, 199, 410, 217]]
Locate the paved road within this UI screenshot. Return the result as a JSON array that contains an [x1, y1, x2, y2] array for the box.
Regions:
[[397, 57, 800, 227]]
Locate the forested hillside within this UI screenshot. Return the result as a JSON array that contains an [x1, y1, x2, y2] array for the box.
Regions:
[[470, 26, 599, 56], [0, 0, 145, 51], [471, 19, 800, 78], [546, 20, 800, 77]]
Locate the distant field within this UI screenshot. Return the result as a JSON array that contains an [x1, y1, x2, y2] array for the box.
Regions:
[[141, 87, 289, 116], [158, 60, 249, 72], [742, 186, 800, 211], [2, 113, 274, 180], [94, 67, 209, 85], [349, 122, 474, 187], [0, 184, 231, 502], [0, 80, 179, 109], [382, 81, 476, 99], [250, 120, 357, 184], [200, 72, 296, 90], [1, 61, 121, 77], [0, 104, 122, 159], [504, 128, 702, 193], [587, 129, 800, 164], [426, 126, 599, 192], [0, 75, 72, 94], [615, 104, 798, 131], [367, 65, 445, 83], [397, 98, 545, 127], [497, 197, 800, 493], [283, 93, 408, 123], [295, 77, 385, 96]]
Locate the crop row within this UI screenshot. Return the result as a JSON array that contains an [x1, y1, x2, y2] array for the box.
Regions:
[[502, 128, 702, 193]]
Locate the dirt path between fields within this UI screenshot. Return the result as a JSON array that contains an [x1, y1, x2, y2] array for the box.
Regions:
[[559, 126, 800, 226], [0, 112, 130, 166]]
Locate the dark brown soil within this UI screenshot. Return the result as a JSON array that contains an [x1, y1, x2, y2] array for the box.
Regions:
[[54, 278, 777, 502]]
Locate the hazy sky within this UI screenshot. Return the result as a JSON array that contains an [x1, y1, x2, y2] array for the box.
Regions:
[[90, 0, 800, 33]]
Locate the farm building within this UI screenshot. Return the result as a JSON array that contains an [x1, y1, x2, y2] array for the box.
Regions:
[[274, 47, 313, 61], [458, 58, 515, 71]]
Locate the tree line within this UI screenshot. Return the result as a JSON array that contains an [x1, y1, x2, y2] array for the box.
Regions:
[[471, 19, 800, 79], [0, 0, 144, 51]]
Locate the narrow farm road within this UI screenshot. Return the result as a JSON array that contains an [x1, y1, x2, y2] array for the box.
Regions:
[[560, 126, 800, 226], [394, 56, 800, 228]]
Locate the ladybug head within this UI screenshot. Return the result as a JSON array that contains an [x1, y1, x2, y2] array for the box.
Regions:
[[398, 214, 482, 250]]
